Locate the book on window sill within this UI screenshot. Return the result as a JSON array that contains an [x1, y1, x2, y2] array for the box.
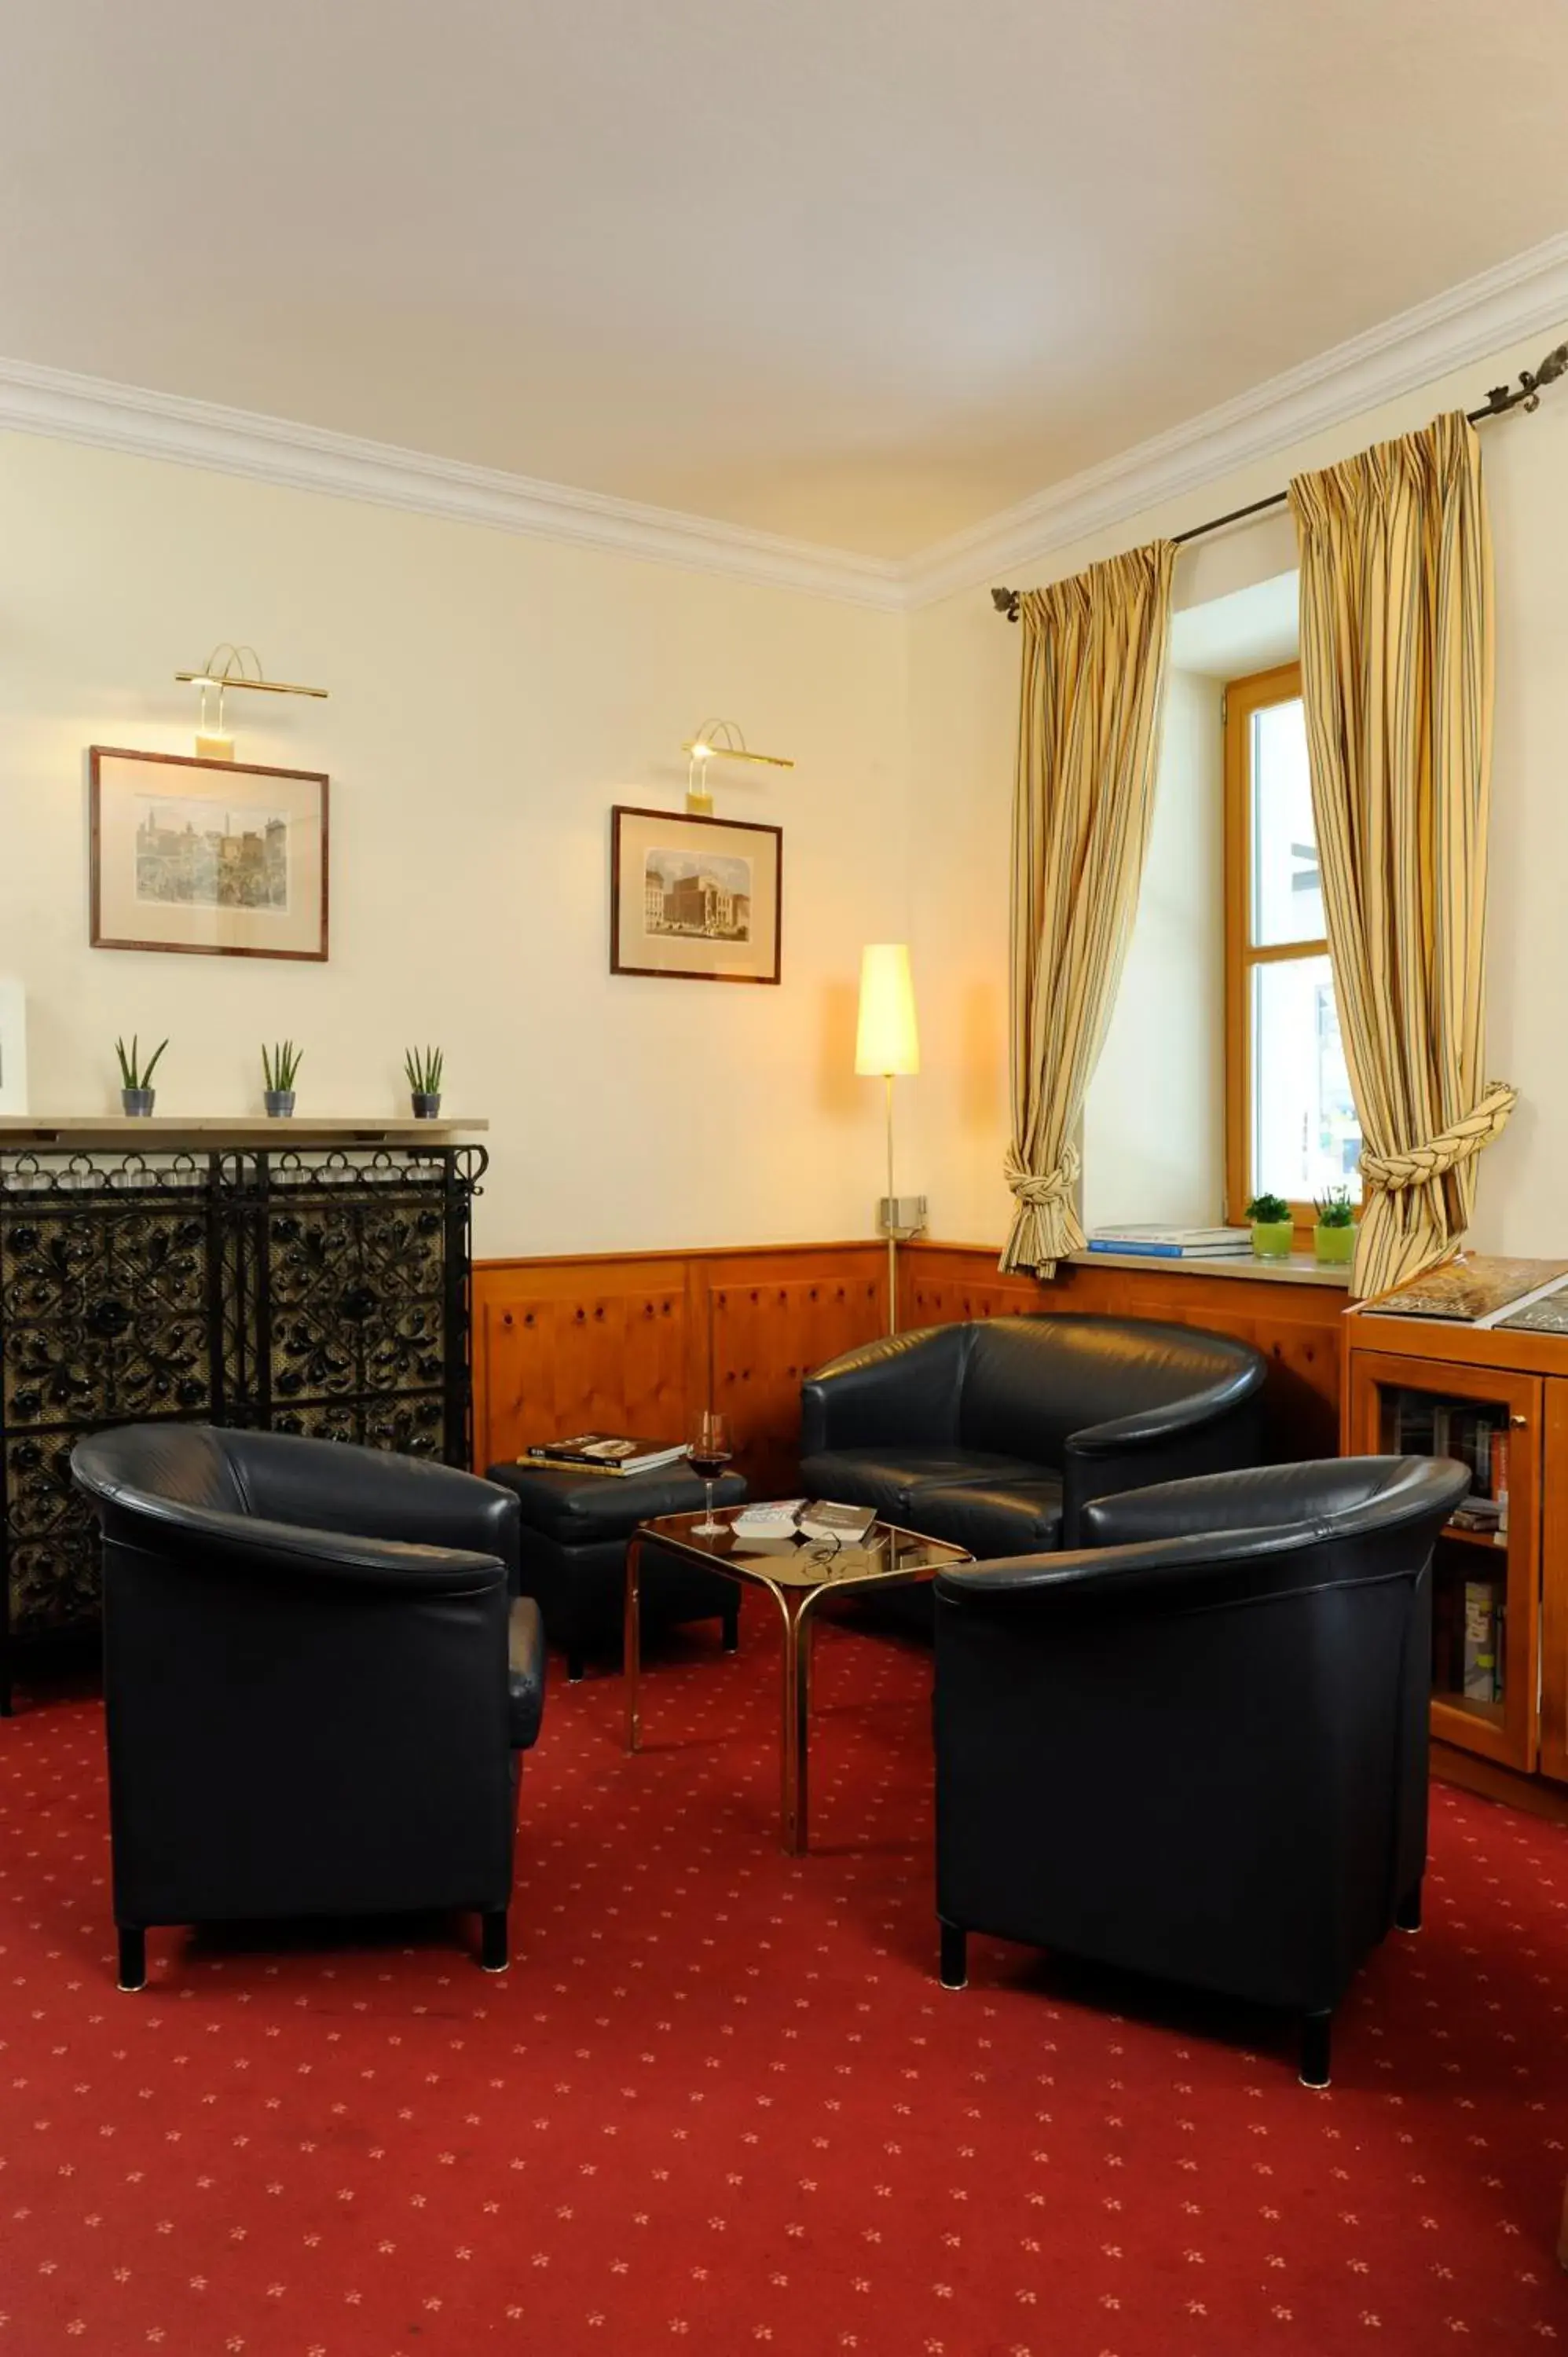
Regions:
[[1359, 1255, 1568, 1328], [526, 1433, 690, 1476], [1086, 1225, 1252, 1259]]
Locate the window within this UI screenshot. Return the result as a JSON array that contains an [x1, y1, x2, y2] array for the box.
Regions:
[[1224, 662, 1361, 1225]]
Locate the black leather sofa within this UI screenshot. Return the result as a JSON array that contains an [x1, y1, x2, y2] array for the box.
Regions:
[[800, 1314, 1269, 1563], [932, 1455, 1469, 2083], [71, 1425, 544, 1989]]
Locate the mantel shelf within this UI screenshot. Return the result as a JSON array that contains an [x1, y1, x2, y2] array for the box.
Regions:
[[0, 1116, 487, 1148]]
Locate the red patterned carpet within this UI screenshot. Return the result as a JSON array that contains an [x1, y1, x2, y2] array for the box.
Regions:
[[2, 1604, 1567, 2356]]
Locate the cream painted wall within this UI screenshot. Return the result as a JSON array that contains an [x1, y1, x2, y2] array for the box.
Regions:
[[0, 432, 909, 1256], [906, 323, 1568, 1257], [5, 312, 1566, 1265]]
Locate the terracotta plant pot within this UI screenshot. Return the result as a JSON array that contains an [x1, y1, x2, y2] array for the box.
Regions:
[[1250, 1219, 1294, 1261]]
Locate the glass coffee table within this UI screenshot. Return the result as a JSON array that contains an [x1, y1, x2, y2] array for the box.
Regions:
[[623, 1506, 972, 1854]]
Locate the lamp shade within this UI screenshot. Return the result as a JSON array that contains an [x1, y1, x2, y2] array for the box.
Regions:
[[855, 943, 920, 1077]]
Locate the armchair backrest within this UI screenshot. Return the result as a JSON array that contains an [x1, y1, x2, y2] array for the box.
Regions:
[[934, 1455, 1467, 2014], [72, 1424, 518, 1930], [957, 1314, 1264, 1467]]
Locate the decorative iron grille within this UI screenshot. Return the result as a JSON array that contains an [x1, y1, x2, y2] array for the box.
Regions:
[[0, 1143, 485, 1706]]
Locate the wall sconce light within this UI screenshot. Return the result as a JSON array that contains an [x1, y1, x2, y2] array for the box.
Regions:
[[681, 719, 793, 815], [175, 644, 329, 761]]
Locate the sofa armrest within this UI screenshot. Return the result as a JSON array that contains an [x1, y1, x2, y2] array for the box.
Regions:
[[800, 1323, 970, 1455], [938, 1454, 1468, 1613], [1080, 1459, 1437, 1546], [1060, 1392, 1265, 1542], [933, 1521, 1316, 1616], [219, 1431, 522, 1589], [107, 1490, 510, 1598]]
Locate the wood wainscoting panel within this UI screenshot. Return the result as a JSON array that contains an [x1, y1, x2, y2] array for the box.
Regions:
[[709, 1252, 885, 1497], [474, 1255, 692, 1474], [473, 1244, 885, 1492]]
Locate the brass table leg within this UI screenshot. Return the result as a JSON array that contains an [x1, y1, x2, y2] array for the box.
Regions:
[[779, 1590, 815, 1855], [624, 1534, 643, 1753]]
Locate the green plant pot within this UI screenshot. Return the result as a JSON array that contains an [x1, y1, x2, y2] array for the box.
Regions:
[[1313, 1222, 1356, 1266], [1251, 1219, 1295, 1261]]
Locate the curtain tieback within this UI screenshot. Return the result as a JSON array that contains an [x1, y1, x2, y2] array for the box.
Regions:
[[1004, 1141, 1080, 1208], [1359, 1082, 1519, 1192]]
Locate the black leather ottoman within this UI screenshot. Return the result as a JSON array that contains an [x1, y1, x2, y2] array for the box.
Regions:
[[485, 1460, 748, 1681]]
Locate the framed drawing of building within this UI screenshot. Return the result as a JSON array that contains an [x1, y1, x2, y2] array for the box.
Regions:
[[610, 806, 782, 984], [89, 746, 330, 961]]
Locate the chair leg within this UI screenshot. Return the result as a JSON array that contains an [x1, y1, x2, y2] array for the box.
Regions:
[[721, 1600, 741, 1655], [480, 1910, 510, 1974], [1299, 2008, 1332, 2088], [1395, 1879, 1423, 1933], [117, 1926, 147, 1992], [939, 1920, 968, 1991], [566, 1650, 586, 1684]]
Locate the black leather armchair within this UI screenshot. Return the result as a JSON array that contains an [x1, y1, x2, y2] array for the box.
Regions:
[[932, 1455, 1469, 2084], [71, 1425, 545, 1990], [801, 1314, 1268, 1562]]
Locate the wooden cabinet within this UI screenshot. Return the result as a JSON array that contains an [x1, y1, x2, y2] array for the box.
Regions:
[[1344, 1307, 1568, 1802]]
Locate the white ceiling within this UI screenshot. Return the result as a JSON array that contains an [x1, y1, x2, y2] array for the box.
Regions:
[[4, 0, 1568, 559]]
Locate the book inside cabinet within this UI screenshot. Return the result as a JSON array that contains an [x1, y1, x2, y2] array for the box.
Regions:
[[1344, 1340, 1541, 1773]]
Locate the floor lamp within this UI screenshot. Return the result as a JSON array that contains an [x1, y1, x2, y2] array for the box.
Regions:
[[855, 944, 925, 1335]]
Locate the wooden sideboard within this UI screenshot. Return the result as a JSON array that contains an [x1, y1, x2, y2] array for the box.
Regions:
[[1343, 1301, 1568, 1820], [474, 1238, 1347, 1497]]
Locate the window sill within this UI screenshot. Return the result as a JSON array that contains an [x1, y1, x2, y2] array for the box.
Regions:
[[1066, 1249, 1352, 1290]]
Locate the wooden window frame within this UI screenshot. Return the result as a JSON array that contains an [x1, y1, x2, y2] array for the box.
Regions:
[[1223, 659, 1339, 1236]]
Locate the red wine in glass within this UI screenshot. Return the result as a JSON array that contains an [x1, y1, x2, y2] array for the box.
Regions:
[[689, 1409, 733, 1535]]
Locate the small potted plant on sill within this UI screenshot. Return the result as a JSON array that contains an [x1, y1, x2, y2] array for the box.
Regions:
[[405, 1044, 444, 1120], [115, 1034, 167, 1117], [262, 1040, 302, 1118], [1244, 1191, 1294, 1261], [1313, 1184, 1356, 1266]]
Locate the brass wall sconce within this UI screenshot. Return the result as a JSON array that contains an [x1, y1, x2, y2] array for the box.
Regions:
[[175, 644, 328, 761], [681, 720, 793, 815]]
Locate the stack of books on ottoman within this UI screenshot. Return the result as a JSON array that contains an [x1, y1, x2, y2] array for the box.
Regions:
[[526, 1433, 690, 1476]]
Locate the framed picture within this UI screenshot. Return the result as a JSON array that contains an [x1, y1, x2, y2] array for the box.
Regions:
[[610, 805, 782, 985], [89, 746, 329, 962]]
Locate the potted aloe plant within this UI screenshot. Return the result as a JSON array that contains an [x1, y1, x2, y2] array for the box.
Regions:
[[405, 1043, 444, 1119], [1313, 1184, 1356, 1266], [262, 1040, 302, 1118], [1244, 1191, 1294, 1261], [115, 1035, 167, 1117]]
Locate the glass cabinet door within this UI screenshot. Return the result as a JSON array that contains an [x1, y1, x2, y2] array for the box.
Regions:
[[1350, 1350, 1541, 1772], [1540, 1384, 1568, 1784]]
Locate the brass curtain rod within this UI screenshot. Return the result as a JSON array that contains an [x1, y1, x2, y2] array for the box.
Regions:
[[990, 337, 1568, 621]]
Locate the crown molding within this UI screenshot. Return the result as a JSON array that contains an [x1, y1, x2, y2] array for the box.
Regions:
[[4, 229, 1568, 618], [902, 228, 1568, 608], [0, 355, 906, 611]]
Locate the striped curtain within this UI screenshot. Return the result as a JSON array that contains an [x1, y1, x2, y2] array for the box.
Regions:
[[1001, 542, 1175, 1276], [1289, 414, 1515, 1299]]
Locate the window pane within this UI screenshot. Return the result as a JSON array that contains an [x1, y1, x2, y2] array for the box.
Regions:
[[1251, 954, 1362, 1203], [1250, 698, 1323, 945]]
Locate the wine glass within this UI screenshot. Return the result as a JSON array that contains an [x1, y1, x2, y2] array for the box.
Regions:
[[688, 1409, 734, 1537]]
